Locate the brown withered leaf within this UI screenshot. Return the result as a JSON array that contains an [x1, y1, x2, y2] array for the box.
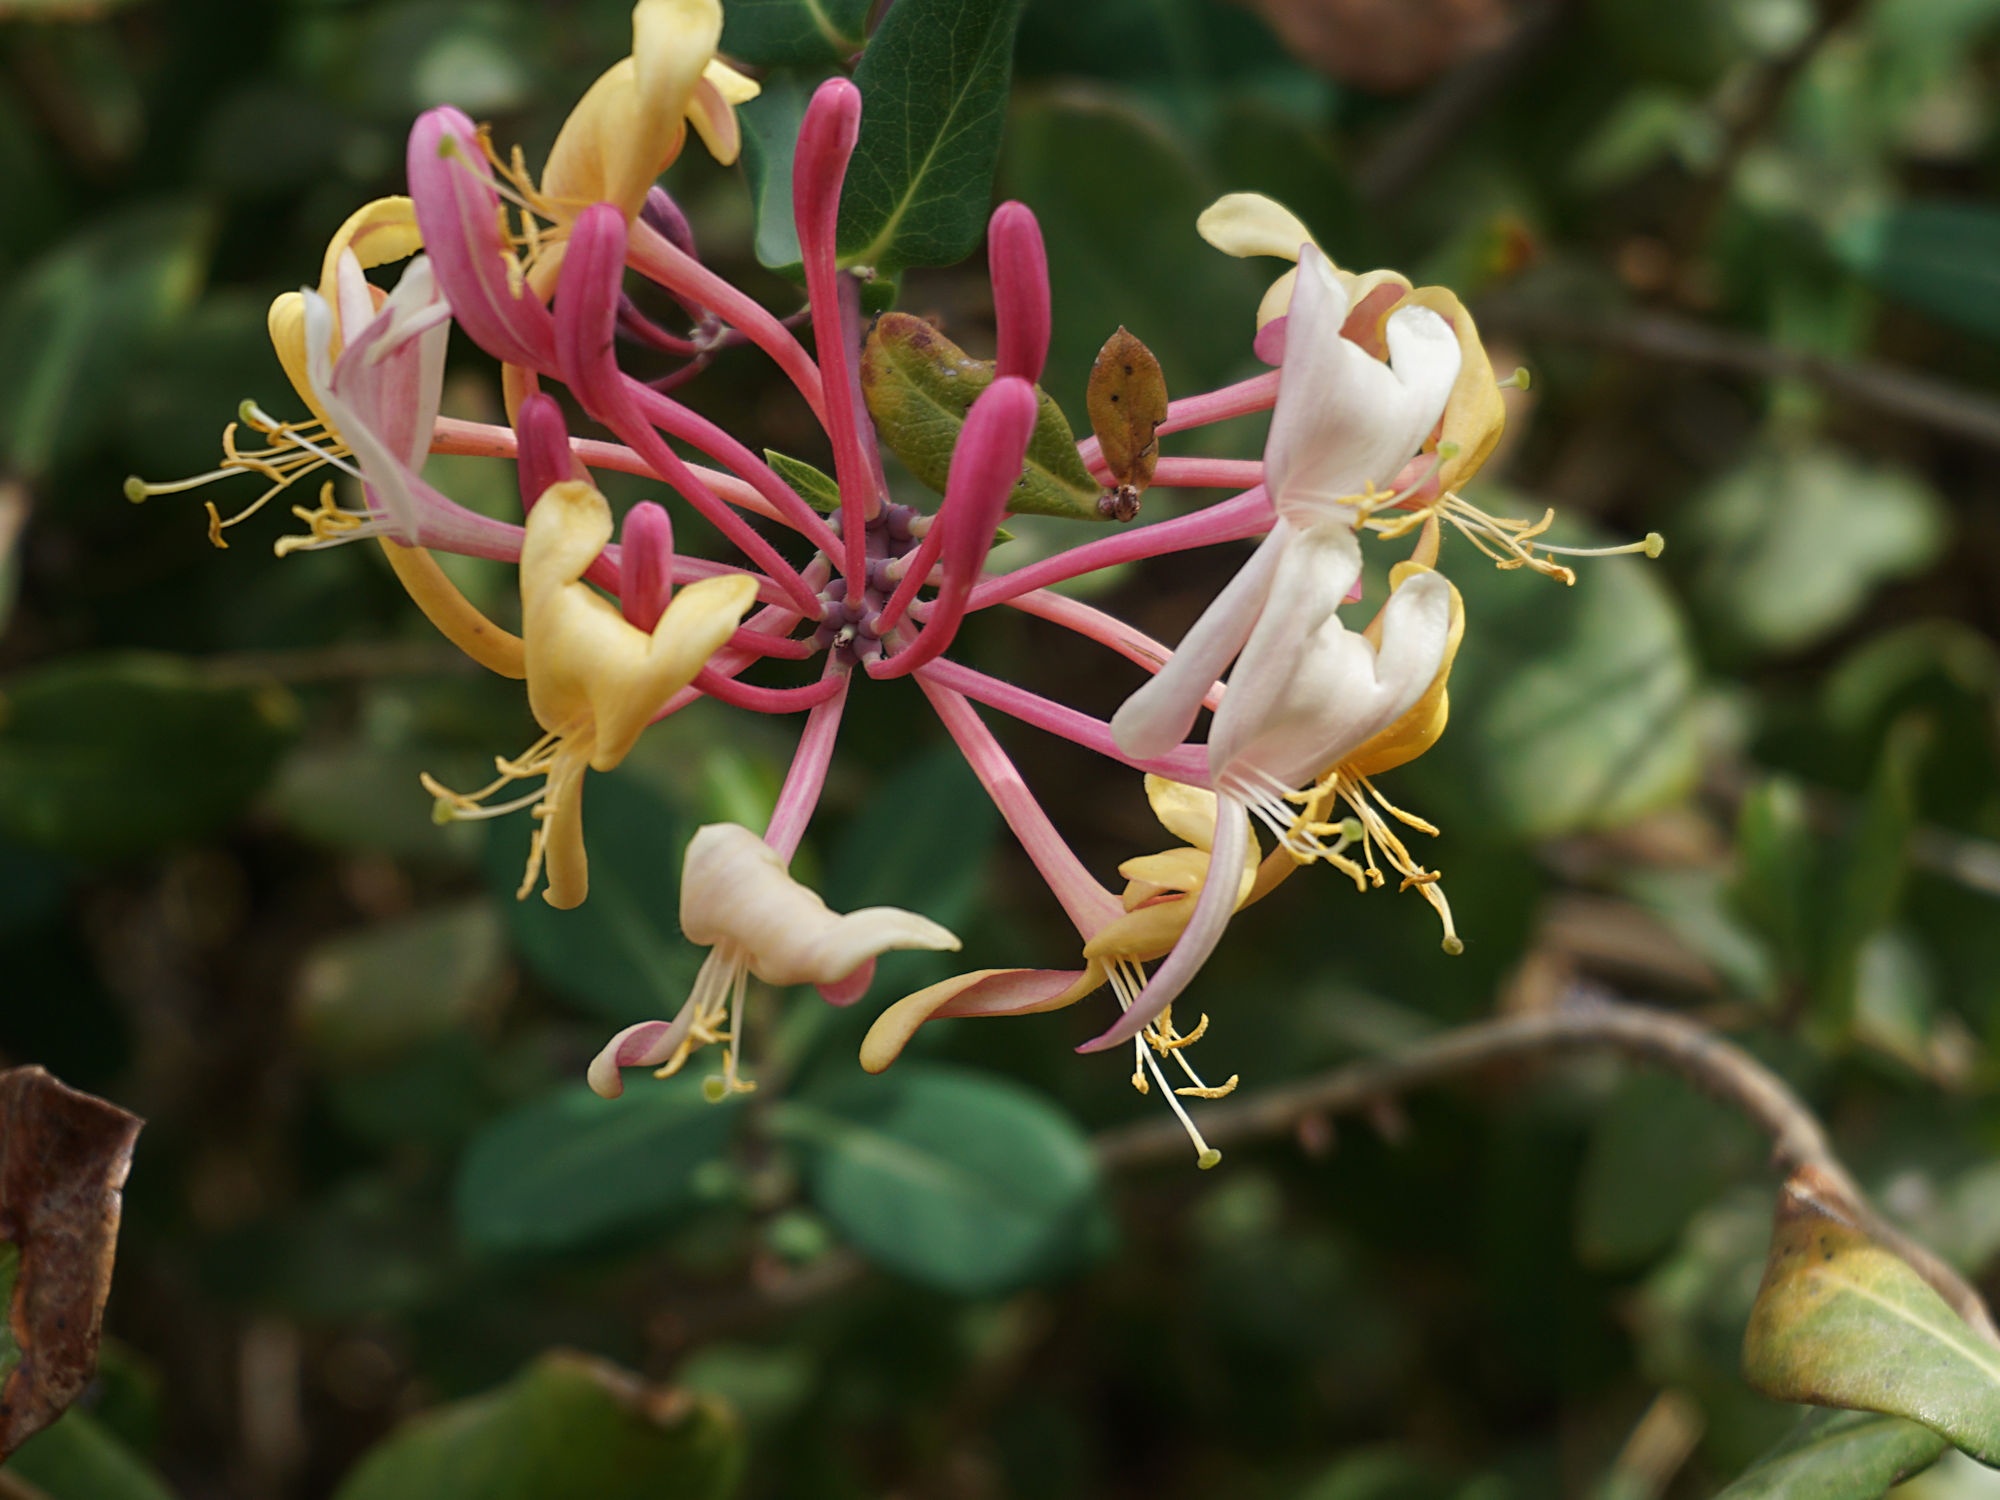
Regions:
[[1086, 328, 1168, 522], [1235, 0, 1517, 93], [0, 1066, 143, 1459], [1742, 1164, 2000, 1465]]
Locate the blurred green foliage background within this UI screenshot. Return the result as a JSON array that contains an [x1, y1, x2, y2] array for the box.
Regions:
[[7, 0, 2000, 1495]]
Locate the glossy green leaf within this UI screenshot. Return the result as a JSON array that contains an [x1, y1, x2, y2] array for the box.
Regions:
[[739, 71, 816, 273], [860, 312, 1103, 519], [1001, 91, 1261, 420], [836, 0, 1026, 276], [1413, 512, 1702, 839], [454, 1080, 742, 1256], [1836, 201, 2000, 344], [777, 1063, 1102, 1296], [296, 902, 506, 1067], [0, 201, 211, 481], [483, 769, 697, 1025], [721, 0, 871, 66], [1690, 444, 1946, 655], [6, 1409, 178, 1500], [334, 1351, 742, 1500], [1743, 1169, 2000, 1463], [1712, 1409, 1949, 1498], [0, 653, 299, 860]]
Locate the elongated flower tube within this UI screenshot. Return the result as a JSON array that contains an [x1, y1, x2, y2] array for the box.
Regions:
[[988, 201, 1051, 384], [426, 481, 756, 910], [588, 822, 961, 1099], [555, 202, 822, 616], [872, 377, 1039, 678], [406, 106, 559, 372], [1084, 524, 1452, 1055], [1112, 245, 1460, 762]]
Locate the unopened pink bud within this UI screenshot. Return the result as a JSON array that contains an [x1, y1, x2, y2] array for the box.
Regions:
[[794, 79, 862, 266], [988, 202, 1050, 384], [553, 204, 632, 426], [515, 393, 581, 512], [874, 376, 1038, 679], [618, 502, 675, 630]]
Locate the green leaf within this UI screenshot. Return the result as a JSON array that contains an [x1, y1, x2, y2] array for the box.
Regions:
[[1732, 776, 1817, 988], [836, 0, 1026, 276], [1836, 201, 2000, 344], [454, 1080, 742, 1256], [1712, 1409, 1949, 1498], [484, 769, 698, 1025], [1743, 1168, 2000, 1464], [0, 201, 211, 481], [762, 448, 842, 512], [739, 71, 816, 273], [722, 0, 871, 66], [860, 312, 1104, 520], [296, 902, 507, 1067], [6, 1409, 178, 1500], [0, 653, 299, 860], [1575, 1072, 1761, 1270], [1000, 90, 1261, 420], [1413, 511, 1702, 840], [776, 1063, 1102, 1296], [334, 1351, 742, 1500], [1689, 444, 1947, 655]]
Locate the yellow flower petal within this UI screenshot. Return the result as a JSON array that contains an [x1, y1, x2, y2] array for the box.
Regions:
[[520, 480, 755, 768], [316, 196, 422, 303], [1197, 192, 1316, 262], [1395, 285, 1505, 492], [542, 0, 722, 217], [379, 541, 526, 678], [860, 965, 1104, 1074], [1144, 773, 1219, 850], [703, 56, 761, 105], [1118, 847, 1210, 897], [1346, 567, 1464, 779]]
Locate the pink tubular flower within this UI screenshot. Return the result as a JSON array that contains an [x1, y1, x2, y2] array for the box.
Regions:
[[987, 201, 1051, 384], [406, 106, 558, 373], [158, 17, 1632, 1165]]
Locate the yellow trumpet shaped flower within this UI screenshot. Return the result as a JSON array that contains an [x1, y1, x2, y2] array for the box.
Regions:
[[542, 0, 758, 218], [426, 480, 757, 910]]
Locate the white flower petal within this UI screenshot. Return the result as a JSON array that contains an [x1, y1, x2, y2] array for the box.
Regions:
[[679, 823, 959, 987], [1264, 247, 1463, 527], [1111, 522, 1290, 761], [1211, 525, 1451, 792]]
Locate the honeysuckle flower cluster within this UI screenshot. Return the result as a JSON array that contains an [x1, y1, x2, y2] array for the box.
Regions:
[[132, 0, 1661, 1167]]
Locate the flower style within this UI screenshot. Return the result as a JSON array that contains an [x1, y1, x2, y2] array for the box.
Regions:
[[426, 480, 757, 910], [589, 822, 960, 1099], [151, 2, 1664, 1166]]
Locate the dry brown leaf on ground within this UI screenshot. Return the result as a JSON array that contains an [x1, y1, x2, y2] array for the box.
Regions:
[[0, 1066, 143, 1459]]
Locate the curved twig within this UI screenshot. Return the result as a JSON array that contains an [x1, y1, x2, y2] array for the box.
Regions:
[[1094, 986, 1998, 1345]]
